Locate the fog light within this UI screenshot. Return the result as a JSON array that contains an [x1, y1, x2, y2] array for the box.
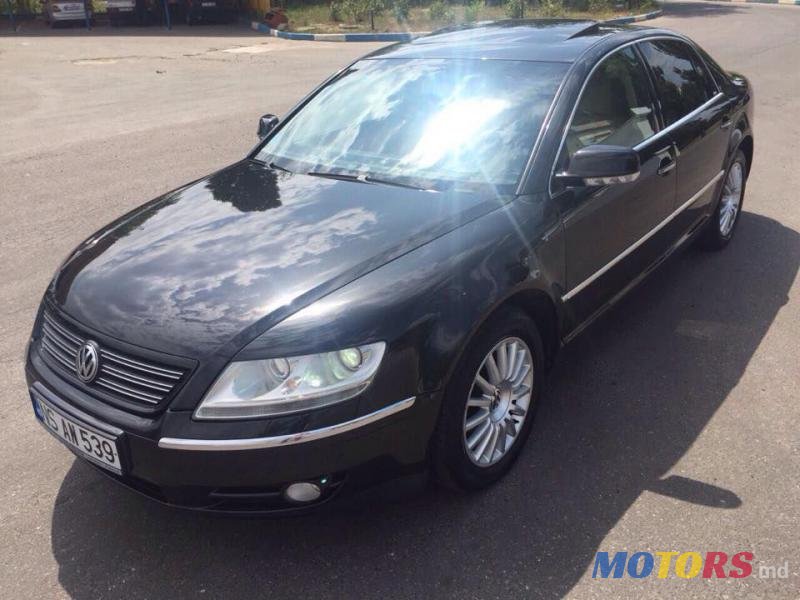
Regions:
[[284, 482, 321, 503]]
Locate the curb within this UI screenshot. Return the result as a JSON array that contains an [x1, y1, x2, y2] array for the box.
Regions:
[[250, 22, 425, 41], [250, 9, 663, 42], [605, 8, 663, 24]]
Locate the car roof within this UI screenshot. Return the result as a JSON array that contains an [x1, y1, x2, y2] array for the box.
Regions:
[[365, 20, 674, 63]]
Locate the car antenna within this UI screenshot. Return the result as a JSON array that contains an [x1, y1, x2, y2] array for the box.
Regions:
[[568, 22, 601, 39]]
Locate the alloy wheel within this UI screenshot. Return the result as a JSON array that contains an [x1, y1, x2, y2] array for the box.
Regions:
[[462, 337, 534, 467], [719, 161, 744, 237]]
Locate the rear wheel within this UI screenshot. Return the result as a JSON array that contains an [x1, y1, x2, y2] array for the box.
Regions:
[[432, 308, 545, 490], [698, 149, 747, 250]]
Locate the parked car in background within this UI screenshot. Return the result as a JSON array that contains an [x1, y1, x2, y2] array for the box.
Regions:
[[183, 0, 237, 24], [42, 0, 92, 26], [147, 0, 233, 25], [26, 21, 753, 514], [107, 0, 154, 26]]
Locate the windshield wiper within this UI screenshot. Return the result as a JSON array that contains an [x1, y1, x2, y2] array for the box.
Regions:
[[363, 175, 437, 192], [307, 170, 436, 192], [306, 170, 365, 183], [268, 161, 292, 174]]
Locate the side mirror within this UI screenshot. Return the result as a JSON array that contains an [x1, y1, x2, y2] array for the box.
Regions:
[[257, 114, 279, 140], [557, 144, 640, 187]]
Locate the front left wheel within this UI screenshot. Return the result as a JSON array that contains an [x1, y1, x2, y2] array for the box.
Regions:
[[431, 308, 545, 490]]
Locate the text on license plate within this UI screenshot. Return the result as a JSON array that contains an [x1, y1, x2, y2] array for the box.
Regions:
[[33, 396, 122, 472]]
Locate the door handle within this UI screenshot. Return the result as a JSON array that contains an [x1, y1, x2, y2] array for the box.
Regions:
[[721, 116, 732, 130], [657, 155, 676, 176]]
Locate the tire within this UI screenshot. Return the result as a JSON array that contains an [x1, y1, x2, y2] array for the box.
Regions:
[[431, 307, 546, 490], [698, 149, 748, 251]]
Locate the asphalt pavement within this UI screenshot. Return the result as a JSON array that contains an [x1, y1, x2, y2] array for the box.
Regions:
[[0, 2, 798, 598]]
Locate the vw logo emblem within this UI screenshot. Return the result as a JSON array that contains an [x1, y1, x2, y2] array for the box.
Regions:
[[75, 341, 100, 383]]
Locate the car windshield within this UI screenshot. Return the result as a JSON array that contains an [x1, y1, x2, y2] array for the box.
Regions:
[[255, 58, 568, 192]]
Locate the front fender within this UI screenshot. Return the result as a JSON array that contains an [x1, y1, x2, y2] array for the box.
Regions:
[[239, 194, 564, 418]]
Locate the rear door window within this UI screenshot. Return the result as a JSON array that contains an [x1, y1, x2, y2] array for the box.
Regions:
[[695, 45, 732, 92], [639, 39, 717, 126]]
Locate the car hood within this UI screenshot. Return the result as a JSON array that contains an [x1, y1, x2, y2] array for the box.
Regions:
[[51, 160, 501, 358]]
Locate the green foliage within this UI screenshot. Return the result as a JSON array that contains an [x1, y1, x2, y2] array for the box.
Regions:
[[428, 0, 454, 22], [329, 1, 343, 21], [392, 0, 410, 21], [339, 0, 387, 23], [563, 0, 587, 10], [538, 0, 564, 17], [588, 0, 614, 11], [504, 0, 524, 18], [340, 0, 359, 22], [464, 0, 481, 22], [9, 0, 42, 14]]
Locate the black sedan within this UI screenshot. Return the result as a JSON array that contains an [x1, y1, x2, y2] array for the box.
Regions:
[[25, 20, 753, 513]]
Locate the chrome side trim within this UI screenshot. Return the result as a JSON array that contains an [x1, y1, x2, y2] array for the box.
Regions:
[[158, 396, 417, 451], [561, 170, 725, 301], [632, 93, 724, 152]]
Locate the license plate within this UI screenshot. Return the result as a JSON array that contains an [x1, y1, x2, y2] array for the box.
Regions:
[[33, 395, 122, 473], [202, 2, 215, 6]]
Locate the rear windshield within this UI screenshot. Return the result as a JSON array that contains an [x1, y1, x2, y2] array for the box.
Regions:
[[256, 58, 568, 192]]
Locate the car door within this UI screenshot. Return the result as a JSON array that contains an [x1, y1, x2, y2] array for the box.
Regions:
[[553, 45, 677, 325], [638, 39, 734, 232]]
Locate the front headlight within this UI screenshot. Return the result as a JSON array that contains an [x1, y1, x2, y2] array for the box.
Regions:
[[194, 342, 386, 420]]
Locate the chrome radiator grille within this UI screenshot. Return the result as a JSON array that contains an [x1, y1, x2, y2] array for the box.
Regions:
[[39, 310, 187, 407]]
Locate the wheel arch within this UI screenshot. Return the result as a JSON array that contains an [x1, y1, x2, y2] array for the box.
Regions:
[[495, 289, 561, 370], [441, 286, 563, 388], [739, 135, 754, 177]]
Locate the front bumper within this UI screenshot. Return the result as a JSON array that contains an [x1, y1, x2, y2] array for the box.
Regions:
[[107, 7, 136, 16], [26, 345, 439, 514], [50, 9, 91, 21], [106, 0, 136, 9]]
